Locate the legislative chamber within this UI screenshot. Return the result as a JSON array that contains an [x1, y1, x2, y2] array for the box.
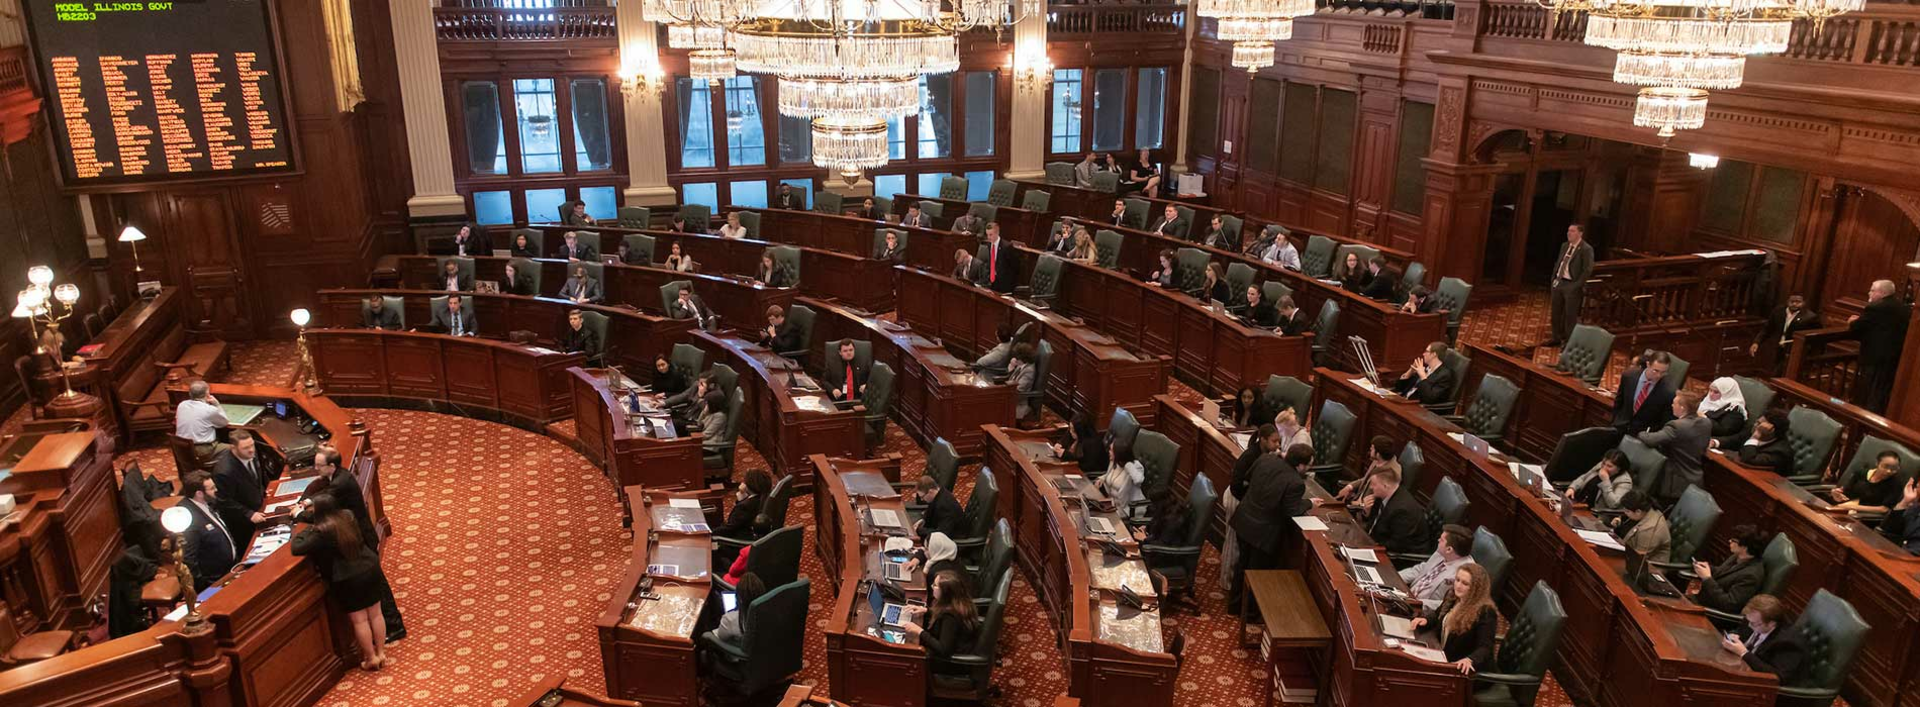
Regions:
[[1, 1, 1918, 707]]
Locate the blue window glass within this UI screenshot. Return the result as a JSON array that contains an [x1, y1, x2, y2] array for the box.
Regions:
[[1135, 68, 1169, 150], [965, 170, 995, 201], [918, 74, 953, 159], [916, 172, 948, 197], [730, 180, 768, 208], [723, 76, 766, 166], [474, 190, 513, 225], [682, 182, 718, 211], [580, 187, 618, 220], [678, 79, 715, 168], [1050, 69, 1084, 154], [514, 79, 562, 173], [875, 174, 906, 201], [526, 188, 567, 223]]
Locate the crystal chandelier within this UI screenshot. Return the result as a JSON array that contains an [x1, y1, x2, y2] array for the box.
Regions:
[[812, 115, 891, 178], [1197, 0, 1315, 73], [1538, 0, 1859, 138], [778, 76, 922, 121]]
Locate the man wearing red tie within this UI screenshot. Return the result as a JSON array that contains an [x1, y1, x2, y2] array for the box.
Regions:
[[824, 339, 868, 405], [1611, 351, 1675, 436], [983, 223, 1020, 294]]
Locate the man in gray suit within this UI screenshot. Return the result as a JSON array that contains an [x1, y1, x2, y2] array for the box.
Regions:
[[430, 294, 477, 337], [559, 264, 603, 304], [1549, 223, 1595, 346], [1637, 389, 1712, 507]]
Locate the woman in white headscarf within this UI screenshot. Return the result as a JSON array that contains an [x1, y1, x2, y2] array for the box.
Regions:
[[914, 532, 962, 579], [1700, 377, 1749, 448]]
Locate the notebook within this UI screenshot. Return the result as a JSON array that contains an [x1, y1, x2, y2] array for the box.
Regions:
[[1086, 516, 1117, 536], [868, 508, 903, 528], [1379, 615, 1418, 640]]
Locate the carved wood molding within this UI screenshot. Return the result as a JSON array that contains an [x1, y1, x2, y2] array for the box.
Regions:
[[1851, 184, 1920, 236], [0, 46, 41, 148]]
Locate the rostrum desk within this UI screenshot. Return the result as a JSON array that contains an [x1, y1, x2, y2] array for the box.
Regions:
[[597, 485, 716, 707]]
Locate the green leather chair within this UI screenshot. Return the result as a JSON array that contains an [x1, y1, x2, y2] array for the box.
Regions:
[[1784, 405, 1844, 483], [1044, 162, 1076, 185], [1542, 426, 1622, 486], [912, 438, 963, 499], [711, 519, 801, 588], [986, 179, 1017, 207], [929, 571, 1012, 701], [1334, 244, 1382, 274], [949, 469, 999, 558], [1094, 230, 1124, 269], [873, 196, 892, 216], [1650, 485, 1721, 572], [1392, 476, 1464, 565], [1805, 436, 1920, 521], [1471, 527, 1514, 593], [669, 343, 705, 385], [1700, 533, 1797, 629], [360, 296, 405, 329], [436, 256, 477, 286], [968, 519, 1013, 601], [1447, 373, 1518, 446], [1427, 348, 1473, 416], [967, 202, 997, 224], [616, 206, 651, 229], [736, 210, 762, 238], [1261, 280, 1293, 308], [1107, 408, 1141, 452], [1143, 474, 1216, 611], [861, 362, 895, 451], [768, 245, 802, 287], [940, 175, 969, 201], [821, 338, 874, 380], [1225, 263, 1256, 300], [1433, 276, 1473, 345], [622, 234, 656, 264], [1216, 214, 1245, 248], [577, 311, 608, 366], [1399, 441, 1426, 493], [698, 577, 810, 698], [1020, 189, 1051, 212], [1122, 198, 1150, 229], [778, 304, 816, 362], [1556, 324, 1615, 386], [917, 200, 944, 220], [1471, 582, 1567, 707], [677, 204, 711, 232], [708, 362, 740, 399], [1174, 248, 1211, 296], [1301, 235, 1338, 278], [1019, 340, 1053, 424], [1262, 375, 1314, 423], [509, 228, 542, 257], [703, 386, 745, 472], [1663, 353, 1692, 393], [1132, 430, 1181, 506], [1771, 589, 1871, 703], [1616, 436, 1668, 503], [1310, 299, 1342, 367], [1030, 254, 1066, 304], [1308, 399, 1357, 483], [1397, 262, 1427, 305], [814, 191, 844, 215], [1089, 171, 1120, 193], [1730, 376, 1775, 440]]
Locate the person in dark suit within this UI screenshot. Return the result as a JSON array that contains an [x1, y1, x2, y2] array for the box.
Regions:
[[824, 339, 869, 405], [563, 201, 597, 227], [430, 294, 477, 337], [1237, 285, 1279, 327], [176, 471, 238, 591], [510, 232, 539, 258], [1638, 390, 1713, 506], [437, 259, 473, 292], [292, 491, 393, 670], [1612, 351, 1675, 435], [1052, 410, 1108, 474], [1357, 467, 1429, 556], [1409, 563, 1498, 675], [1227, 434, 1311, 611], [950, 211, 986, 238], [1882, 479, 1920, 554], [717, 469, 771, 541], [559, 264, 604, 304], [1846, 279, 1911, 413], [874, 230, 906, 263], [362, 295, 402, 330], [109, 537, 169, 638], [298, 445, 407, 641], [559, 231, 598, 261], [652, 355, 690, 402], [952, 248, 988, 286], [1394, 342, 1457, 406], [1201, 263, 1232, 305], [1690, 525, 1769, 614], [450, 223, 491, 257], [559, 309, 602, 362], [1720, 595, 1809, 685], [760, 305, 802, 355], [1200, 215, 1237, 250], [1548, 224, 1595, 346], [1044, 222, 1075, 254], [669, 286, 718, 331], [211, 430, 280, 542], [1108, 199, 1131, 228], [775, 184, 805, 210], [1751, 294, 1821, 373], [1360, 257, 1398, 301], [757, 252, 796, 288], [1148, 204, 1186, 238], [1274, 296, 1309, 336], [855, 197, 881, 220], [501, 261, 534, 296], [911, 475, 966, 538], [1401, 285, 1440, 314], [1729, 409, 1795, 476], [901, 204, 930, 229], [981, 225, 1019, 294]]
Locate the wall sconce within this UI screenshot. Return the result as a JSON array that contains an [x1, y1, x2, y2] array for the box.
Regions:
[[1013, 50, 1053, 93], [619, 59, 666, 100], [1688, 152, 1719, 170]]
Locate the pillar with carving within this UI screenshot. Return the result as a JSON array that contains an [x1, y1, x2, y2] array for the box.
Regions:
[[1004, 11, 1049, 181], [616, 3, 680, 207], [389, 1, 465, 220], [1414, 80, 1501, 285]]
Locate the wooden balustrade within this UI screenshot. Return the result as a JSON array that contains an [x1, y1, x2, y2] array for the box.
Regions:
[[1578, 251, 1765, 332], [1783, 326, 1864, 400], [1481, 3, 1587, 42], [433, 5, 617, 42], [1047, 4, 1187, 35]]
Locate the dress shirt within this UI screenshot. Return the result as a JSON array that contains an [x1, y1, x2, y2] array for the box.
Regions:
[[175, 399, 229, 443], [1400, 552, 1475, 604]]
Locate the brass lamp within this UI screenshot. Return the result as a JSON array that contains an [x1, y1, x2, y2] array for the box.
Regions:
[[291, 308, 322, 395], [159, 505, 211, 635]]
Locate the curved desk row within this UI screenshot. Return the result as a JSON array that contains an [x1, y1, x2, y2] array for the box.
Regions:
[[567, 368, 707, 504], [374, 254, 793, 332], [597, 485, 717, 707], [811, 454, 933, 707], [690, 330, 866, 485], [1311, 371, 1776, 707], [527, 224, 895, 314], [316, 288, 695, 380], [980, 426, 1179, 707], [801, 297, 1016, 456], [307, 328, 584, 430], [0, 386, 383, 707], [742, 207, 982, 275], [894, 266, 1172, 430], [888, 192, 1048, 249]]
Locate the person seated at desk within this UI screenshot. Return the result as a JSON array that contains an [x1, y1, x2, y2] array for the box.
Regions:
[[1133, 485, 1192, 592], [824, 339, 869, 404], [875, 230, 905, 263], [177, 470, 238, 591], [1068, 228, 1098, 265], [1274, 407, 1313, 451], [560, 263, 604, 304], [1827, 448, 1903, 515], [1400, 285, 1439, 314], [564, 200, 598, 227], [855, 197, 881, 221], [1337, 436, 1402, 502], [717, 211, 749, 239], [1392, 342, 1457, 406], [450, 222, 491, 257], [1334, 252, 1371, 293], [176, 380, 231, 461], [909, 532, 962, 580], [1613, 351, 1676, 435], [670, 286, 719, 331], [363, 294, 402, 330], [952, 248, 987, 286], [1099, 436, 1148, 520], [718, 470, 772, 542], [559, 309, 602, 362], [1689, 524, 1768, 614], [1565, 449, 1634, 512], [292, 491, 392, 672], [669, 214, 691, 233], [1400, 524, 1478, 607], [761, 305, 803, 355], [912, 475, 966, 538], [439, 259, 472, 292], [1408, 563, 1498, 675], [431, 294, 477, 337], [1052, 410, 1108, 474], [1198, 263, 1232, 305], [109, 536, 172, 638], [706, 572, 765, 652], [1074, 153, 1100, 188], [775, 183, 805, 210], [1724, 409, 1794, 476], [1007, 343, 1039, 419], [1719, 595, 1810, 685], [1359, 256, 1398, 301], [1357, 466, 1429, 557], [559, 231, 598, 261], [901, 204, 930, 229], [212, 430, 279, 542], [1610, 490, 1671, 564], [1700, 377, 1749, 448], [1638, 390, 1711, 507], [614, 240, 643, 266], [652, 354, 691, 404], [758, 252, 796, 288], [1229, 386, 1263, 428], [950, 210, 986, 238], [1250, 229, 1302, 271], [900, 570, 980, 680], [1200, 215, 1238, 251], [1149, 204, 1187, 238], [670, 373, 716, 423], [1879, 479, 1920, 554], [1147, 249, 1177, 288], [510, 232, 539, 258], [1106, 199, 1130, 228], [1045, 222, 1076, 254], [1269, 296, 1308, 336], [971, 323, 1017, 379], [695, 388, 730, 458], [501, 261, 534, 295]]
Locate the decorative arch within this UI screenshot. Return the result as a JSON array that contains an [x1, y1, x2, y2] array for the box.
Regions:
[[1854, 184, 1920, 237]]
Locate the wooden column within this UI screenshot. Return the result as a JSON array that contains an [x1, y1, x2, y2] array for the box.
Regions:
[[1617, 147, 1711, 253]]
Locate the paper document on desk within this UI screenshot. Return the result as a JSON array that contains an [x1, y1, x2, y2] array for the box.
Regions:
[[669, 498, 701, 509], [275, 477, 318, 495], [263, 498, 299, 514], [1293, 516, 1329, 531], [1349, 378, 1385, 396], [220, 404, 267, 426], [869, 508, 904, 528], [1574, 528, 1626, 551], [1400, 643, 1449, 663], [1229, 431, 1252, 451], [1379, 615, 1418, 640], [1446, 432, 1465, 444], [1340, 547, 1380, 563], [1507, 462, 1543, 478]]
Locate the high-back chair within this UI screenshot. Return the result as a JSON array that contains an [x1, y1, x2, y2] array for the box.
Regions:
[[1783, 406, 1844, 484], [1174, 248, 1211, 296], [1426, 348, 1473, 416], [616, 206, 651, 228], [1301, 235, 1338, 277], [436, 256, 477, 285], [622, 234, 656, 263], [1434, 276, 1473, 345], [950, 469, 999, 556], [940, 175, 969, 201], [1701, 533, 1797, 628], [928, 571, 1012, 701], [1398, 262, 1427, 304], [1616, 435, 1667, 500], [1470, 582, 1567, 707], [1142, 474, 1216, 611], [1122, 198, 1150, 229], [814, 191, 843, 214], [1649, 485, 1722, 572], [1557, 324, 1615, 386], [703, 387, 745, 472], [1132, 430, 1182, 502], [1398, 441, 1426, 493], [986, 179, 1017, 206], [917, 200, 944, 220], [1262, 375, 1314, 423], [677, 204, 712, 232], [508, 257, 542, 293], [778, 305, 816, 362], [1542, 426, 1623, 485], [1107, 408, 1141, 450], [1471, 527, 1514, 592], [968, 202, 998, 225], [669, 343, 705, 384], [1807, 436, 1920, 521], [1044, 162, 1076, 185], [1225, 262, 1256, 299], [822, 339, 875, 384], [1089, 171, 1120, 193], [1094, 230, 1123, 269], [970, 519, 1014, 601], [698, 578, 811, 697], [1392, 477, 1467, 564], [511, 228, 543, 257], [1730, 376, 1775, 440], [360, 296, 406, 329], [578, 311, 608, 365], [1663, 353, 1692, 392], [1261, 280, 1293, 308], [861, 362, 895, 452], [874, 228, 908, 257], [769, 245, 803, 286], [1030, 254, 1066, 304], [1311, 300, 1342, 366], [1307, 399, 1357, 482], [1449, 374, 1519, 446], [1770, 590, 1871, 702], [1020, 189, 1051, 212], [737, 211, 762, 238], [658, 280, 692, 313]]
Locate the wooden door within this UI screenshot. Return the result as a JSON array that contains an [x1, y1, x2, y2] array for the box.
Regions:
[[167, 192, 257, 339], [1817, 188, 1920, 315]]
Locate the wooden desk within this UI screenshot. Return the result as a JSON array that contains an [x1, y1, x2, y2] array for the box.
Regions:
[[597, 486, 714, 707], [1459, 342, 1616, 462], [803, 297, 1016, 456], [0, 386, 383, 707], [1152, 394, 1257, 540], [308, 329, 583, 429], [745, 207, 980, 275], [894, 265, 1172, 429], [513, 676, 639, 707], [981, 426, 1179, 707], [0, 425, 116, 635], [317, 288, 694, 382], [566, 368, 708, 522], [53, 287, 215, 443], [891, 192, 1047, 248], [1313, 371, 1776, 707], [375, 254, 794, 331], [528, 224, 895, 313], [812, 454, 931, 707], [692, 330, 865, 485]]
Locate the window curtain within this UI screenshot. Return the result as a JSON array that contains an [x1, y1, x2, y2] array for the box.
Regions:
[[571, 80, 612, 169], [462, 82, 502, 173]]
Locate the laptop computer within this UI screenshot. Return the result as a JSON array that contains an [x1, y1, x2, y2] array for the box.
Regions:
[[1201, 398, 1224, 427], [882, 555, 913, 581], [1460, 433, 1491, 458], [720, 591, 738, 612], [867, 581, 908, 627]]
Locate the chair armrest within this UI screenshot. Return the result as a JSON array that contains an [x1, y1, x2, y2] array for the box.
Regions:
[[712, 576, 738, 594], [1777, 687, 1840, 700], [948, 654, 993, 667], [1784, 475, 1824, 487], [1677, 568, 1699, 581], [1799, 483, 1837, 494], [1388, 551, 1427, 566], [712, 535, 752, 550], [1141, 544, 1201, 558], [1441, 414, 1466, 425], [1648, 558, 1693, 571], [1702, 606, 1741, 624], [697, 633, 749, 660], [951, 536, 988, 550], [1472, 672, 1543, 688]]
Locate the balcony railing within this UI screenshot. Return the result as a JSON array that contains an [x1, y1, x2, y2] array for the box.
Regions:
[[434, 4, 617, 42], [1480, 2, 1920, 69], [1319, 0, 1456, 20], [1048, 4, 1187, 35]]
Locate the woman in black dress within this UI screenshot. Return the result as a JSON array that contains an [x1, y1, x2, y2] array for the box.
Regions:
[[1409, 562, 1497, 675], [293, 492, 392, 671], [901, 570, 980, 678], [1052, 410, 1109, 474]]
